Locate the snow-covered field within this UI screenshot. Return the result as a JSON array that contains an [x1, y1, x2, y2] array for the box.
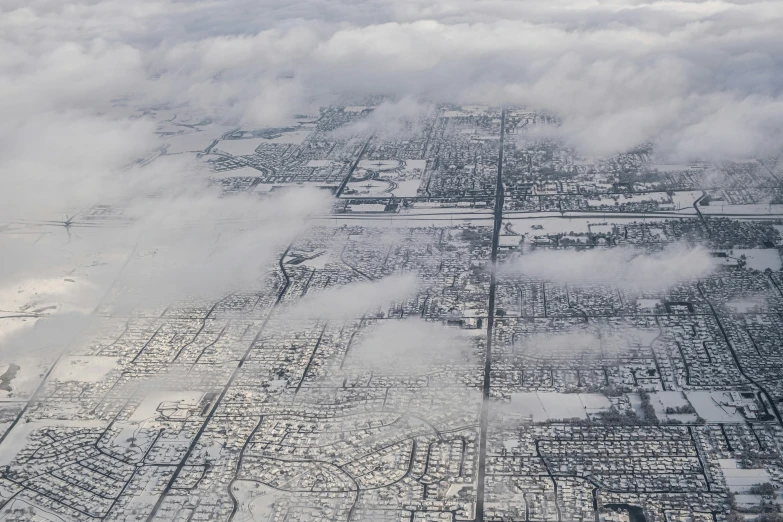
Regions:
[[686, 391, 746, 422], [265, 129, 310, 144], [585, 192, 671, 207], [215, 137, 266, 156], [720, 459, 772, 493], [647, 391, 698, 423], [505, 216, 644, 236], [734, 248, 782, 271], [50, 356, 119, 383], [344, 159, 427, 198], [507, 392, 611, 421], [700, 203, 783, 215]]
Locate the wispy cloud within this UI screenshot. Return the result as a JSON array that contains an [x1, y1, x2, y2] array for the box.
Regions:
[[101, 185, 334, 310], [287, 273, 420, 320], [500, 243, 716, 291], [0, 313, 95, 363], [331, 97, 435, 140], [512, 325, 660, 360], [344, 317, 476, 374]]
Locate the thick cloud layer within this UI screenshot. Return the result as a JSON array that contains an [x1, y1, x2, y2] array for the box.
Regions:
[[2, 0, 783, 161], [0, 0, 777, 356]]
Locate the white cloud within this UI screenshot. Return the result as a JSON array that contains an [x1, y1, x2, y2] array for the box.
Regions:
[[0, 114, 158, 221], [501, 243, 716, 291], [288, 273, 420, 320], [0, 178, 333, 311], [112, 186, 334, 308], [344, 317, 475, 374], [331, 97, 435, 140], [0, 0, 778, 319], [3, 0, 782, 161], [513, 325, 660, 360], [0, 313, 96, 363]]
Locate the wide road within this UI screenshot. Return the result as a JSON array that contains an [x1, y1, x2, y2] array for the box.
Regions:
[[476, 108, 505, 521]]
